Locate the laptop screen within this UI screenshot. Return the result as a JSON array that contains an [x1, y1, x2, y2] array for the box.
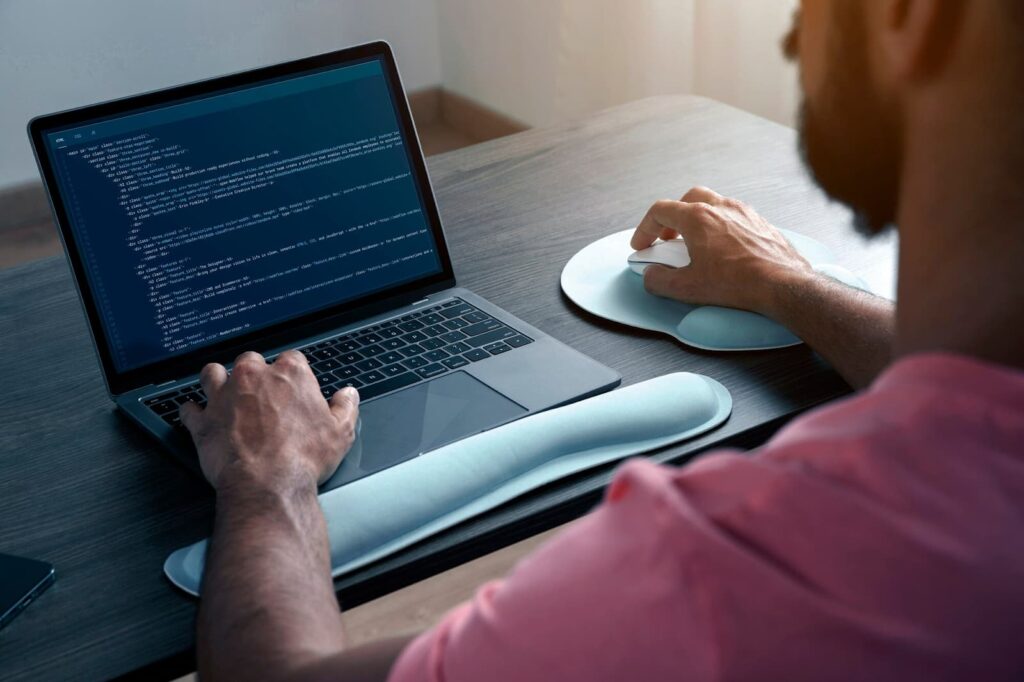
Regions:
[[39, 56, 445, 373]]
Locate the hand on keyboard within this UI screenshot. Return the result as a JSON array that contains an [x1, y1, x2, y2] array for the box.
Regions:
[[179, 350, 360, 491]]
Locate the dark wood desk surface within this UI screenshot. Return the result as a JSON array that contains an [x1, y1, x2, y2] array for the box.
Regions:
[[0, 96, 896, 680]]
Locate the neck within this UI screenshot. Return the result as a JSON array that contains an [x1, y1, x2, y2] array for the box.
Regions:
[[893, 89, 1024, 371]]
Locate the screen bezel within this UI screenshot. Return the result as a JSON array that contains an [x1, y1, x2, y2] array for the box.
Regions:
[[28, 41, 457, 395]]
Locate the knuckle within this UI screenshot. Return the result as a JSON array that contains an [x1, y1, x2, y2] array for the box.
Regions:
[[277, 350, 306, 368], [689, 203, 717, 221], [234, 351, 264, 369]]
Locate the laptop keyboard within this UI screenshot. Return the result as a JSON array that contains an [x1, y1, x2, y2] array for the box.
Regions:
[[143, 298, 533, 432]]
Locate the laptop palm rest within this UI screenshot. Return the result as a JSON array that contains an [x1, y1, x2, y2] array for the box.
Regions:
[[320, 371, 526, 492]]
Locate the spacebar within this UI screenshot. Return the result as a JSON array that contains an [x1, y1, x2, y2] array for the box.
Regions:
[[358, 372, 420, 400]]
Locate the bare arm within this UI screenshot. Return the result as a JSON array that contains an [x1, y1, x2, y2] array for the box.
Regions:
[[181, 351, 412, 682], [632, 187, 894, 388]]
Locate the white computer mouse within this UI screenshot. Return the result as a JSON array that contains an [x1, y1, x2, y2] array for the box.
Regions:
[[627, 240, 691, 275]]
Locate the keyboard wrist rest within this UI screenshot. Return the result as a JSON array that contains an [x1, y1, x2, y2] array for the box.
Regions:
[[165, 372, 732, 596]]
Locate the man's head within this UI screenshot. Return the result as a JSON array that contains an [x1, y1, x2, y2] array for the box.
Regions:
[[782, 0, 1022, 236]]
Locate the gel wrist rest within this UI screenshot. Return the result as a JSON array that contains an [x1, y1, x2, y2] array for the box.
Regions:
[[164, 372, 732, 596], [561, 228, 869, 351]]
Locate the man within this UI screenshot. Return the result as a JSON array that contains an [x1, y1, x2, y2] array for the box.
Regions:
[[181, 0, 1024, 679]]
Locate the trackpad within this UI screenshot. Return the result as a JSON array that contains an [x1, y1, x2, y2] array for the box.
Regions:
[[321, 371, 526, 491]]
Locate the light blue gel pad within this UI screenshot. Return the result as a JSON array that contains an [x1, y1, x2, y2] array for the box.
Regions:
[[561, 228, 868, 351], [164, 372, 732, 596]]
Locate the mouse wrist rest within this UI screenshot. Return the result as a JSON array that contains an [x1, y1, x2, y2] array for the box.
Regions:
[[561, 228, 871, 351], [164, 372, 732, 596]]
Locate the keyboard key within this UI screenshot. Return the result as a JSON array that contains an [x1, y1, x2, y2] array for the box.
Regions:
[[440, 299, 462, 308], [506, 335, 533, 348], [151, 400, 177, 415], [380, 327, 403, 339], [463, 348, 491, 362], [440, 304, 474, 319], [380, 351, 404, 365], [355, 358, 383, 372], [401, 356, 429, 369], [442, 318, 469, 330], [440, 330, 467, 344], [462, 311, 488, 324], [381, 338, 405, 351], [445, 341, 471, 354], [421, 313, 444, 325], [442, 356, 469, 369], [173, 394, 194, 405], [467, 327, 517, 348], [144, 394, 169, 406], [317, 373, 337, 387], [415, 363, 448, 379], [421, 338, 445, 351], [321, 386, 336, 399], [334, 365, 359, 380], [486, 342, 513, 355], [336, 339, 361, 353], [461, 319, 503, 337], [337, 377, 364, 389], [360, 370, 385, 384], [312, 347, 339, 361], [339, 351, 364, 365], [424, 349, 449, 362], [399, 320, 424, 332], [381, 363, 406, 377], [357, 371, 420, 400], [398, 344, 425, 358], [361, 344, 386, 357], [402, 330, 427, 344], [314, 358, 341, 372], [358, 333, 383, 346]]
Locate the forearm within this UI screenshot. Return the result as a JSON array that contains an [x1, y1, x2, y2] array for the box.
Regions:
[[766, 272, 895, 389], [197, 471, 345, 681]]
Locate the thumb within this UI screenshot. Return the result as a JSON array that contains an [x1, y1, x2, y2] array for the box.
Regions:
[[329, 386, 360, 422]]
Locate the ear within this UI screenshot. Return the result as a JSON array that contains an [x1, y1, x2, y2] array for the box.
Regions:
[[878, 0, 965, 81]]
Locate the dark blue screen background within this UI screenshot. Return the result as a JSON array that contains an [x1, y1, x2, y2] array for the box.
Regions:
[[44, 59, 443, 372]]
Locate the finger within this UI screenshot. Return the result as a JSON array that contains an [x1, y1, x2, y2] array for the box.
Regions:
[[234, 350, 266, 367], [199, 363, 228, 400], [231, 351, 266, 382], [681, 186, 723, 204], [275, 349, 311, 375], [179, 400, 203, 436], [631, 199, 685, 250], [329, 386, 361, 426], [643, 263, 698, 301]]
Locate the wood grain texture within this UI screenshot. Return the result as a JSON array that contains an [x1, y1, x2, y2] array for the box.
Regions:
[[0, 96, 896, 680]]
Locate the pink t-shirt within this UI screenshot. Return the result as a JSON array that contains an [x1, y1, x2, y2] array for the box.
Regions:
[[387, 354, 1024, 681]]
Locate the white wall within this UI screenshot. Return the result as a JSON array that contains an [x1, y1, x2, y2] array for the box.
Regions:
[[2, 1, 800, 189], [436, 0, 799, 129], [0, 0, 443, 188]]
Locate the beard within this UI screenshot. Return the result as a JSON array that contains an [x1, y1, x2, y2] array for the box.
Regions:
[[797, 1, 903, 237]]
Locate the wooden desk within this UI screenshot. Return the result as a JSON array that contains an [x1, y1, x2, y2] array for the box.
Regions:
[[0, 96, 896, 680]]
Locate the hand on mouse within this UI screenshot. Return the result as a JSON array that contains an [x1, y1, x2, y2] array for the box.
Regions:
[[630, 186, 814, 315], [180, 350, 360, 493]]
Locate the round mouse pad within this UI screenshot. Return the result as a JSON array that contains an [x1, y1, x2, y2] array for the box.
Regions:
[[560, 228, 868, 351]]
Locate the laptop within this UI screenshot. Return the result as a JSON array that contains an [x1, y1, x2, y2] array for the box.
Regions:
[[28, 41, 620, 491]]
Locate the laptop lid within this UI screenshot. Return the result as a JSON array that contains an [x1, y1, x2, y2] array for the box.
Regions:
[[28, 42, 456, 396]]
